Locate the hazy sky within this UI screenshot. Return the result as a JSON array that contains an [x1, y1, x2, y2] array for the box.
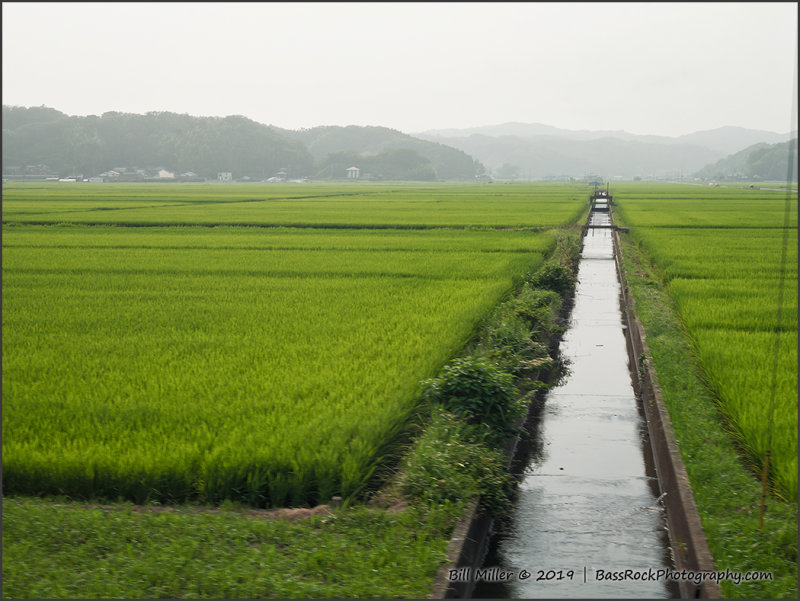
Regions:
[[2, 2, 797, 137]]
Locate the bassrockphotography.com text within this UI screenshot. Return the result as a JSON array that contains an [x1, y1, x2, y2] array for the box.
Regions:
[[447, 567, 774, 587]]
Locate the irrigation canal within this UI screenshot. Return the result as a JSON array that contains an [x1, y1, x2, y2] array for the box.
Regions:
[[472, 200, 679, 598]]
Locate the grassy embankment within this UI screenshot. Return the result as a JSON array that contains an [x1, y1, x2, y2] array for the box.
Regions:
[[614, 183, 797, 599], [2, 181, 587, 598]]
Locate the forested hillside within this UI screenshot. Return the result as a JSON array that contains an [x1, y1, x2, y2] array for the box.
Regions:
[[693, 139, 798, 181], [2, 106, 315, 180], [2, 106, 482, 181], [279, 125, 484, 180]]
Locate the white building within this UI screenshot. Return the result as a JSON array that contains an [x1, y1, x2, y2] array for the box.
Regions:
[[218, 172, 233, 182], [346, 166, 360, 180]]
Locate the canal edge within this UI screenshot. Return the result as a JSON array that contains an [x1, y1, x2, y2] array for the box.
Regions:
[[431, 193, 723, 599], [429, 232, 581, 600], [612, 228, 723, 600]]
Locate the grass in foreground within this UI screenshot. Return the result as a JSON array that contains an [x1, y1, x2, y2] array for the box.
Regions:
[[1, 495, 461, 599], [1, 227, 581, 600], [617, 232, 798, 599]]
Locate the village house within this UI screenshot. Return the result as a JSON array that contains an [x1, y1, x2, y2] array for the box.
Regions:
[[178, 171, 204, 182]]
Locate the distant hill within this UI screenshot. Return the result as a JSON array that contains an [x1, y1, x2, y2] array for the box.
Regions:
[[420, 122, 674, 145], [2, 106, 482, 181], [693, 139, 798, 181], [416, 132, 722, 179], [5, 106, 793, 182], [2, 106, 315, 180], [416, 123, 795, 179], [675, 126, 795, 155], [276, 125, 484, 180]]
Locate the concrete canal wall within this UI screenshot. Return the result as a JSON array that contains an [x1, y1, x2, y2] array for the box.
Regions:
[[431, 196, 721, 599]]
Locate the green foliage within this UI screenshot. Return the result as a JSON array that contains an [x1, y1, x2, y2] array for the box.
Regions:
[[482, 313, 547, 373], [280, 123, 485, 180], [745, 140, 797, 181], [1, 105, 485, 181], [398, 410, 514, 515], [550, 227, 583, 271], [611, 183, 797, 228], [485, 313, 534, 356], [476, 284, 559, 375], [421, 357, 523, 444], [2, 105, 315, 179], [693, 139, 798, 181], [2, 228, 543, 506], [0, 181, 587, 600], [527, 259, 575, 295], [317, 147, 438, 181], [401, 231, 580, 518], [504, 284, 562, 329]]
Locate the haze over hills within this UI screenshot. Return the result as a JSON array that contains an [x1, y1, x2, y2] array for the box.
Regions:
[[416, 123, 796, 179], [693, 139, 798, 181], [418, 123, 794, 155], [676, 127, 795, 155], [1, 106, 482, 181], [2, 105, 794, 181], [275, 125, 483, 181]]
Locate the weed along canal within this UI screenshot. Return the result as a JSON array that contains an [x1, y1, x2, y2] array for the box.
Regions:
[[473, 195, 679, 599]]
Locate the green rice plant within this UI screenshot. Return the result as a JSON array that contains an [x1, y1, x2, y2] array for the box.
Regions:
[[627, 228, 797, 281], [689, 328, 797, 500], [669, 278, 797, 332], [2, 181, 589, 228], [613, 183, 798, 228], [615, 185, 798, 501], [617, 231, 798, 599], [3, 188, 575, 507], [2, 259, 524, 504]]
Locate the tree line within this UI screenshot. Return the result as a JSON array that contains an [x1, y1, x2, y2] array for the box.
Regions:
[[692, 139, 798, 182], [2, 106, 483, 181]]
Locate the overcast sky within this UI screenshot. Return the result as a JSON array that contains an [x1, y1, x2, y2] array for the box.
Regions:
[[2, 2, 797, 137]]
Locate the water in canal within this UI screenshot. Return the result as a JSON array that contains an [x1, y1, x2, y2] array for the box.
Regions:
[[473, 215, 678, 599]]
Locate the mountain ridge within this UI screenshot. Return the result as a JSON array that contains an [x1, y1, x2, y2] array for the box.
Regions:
[[3, 105, 794, 181], [416, 122, 794, 155], [414, 123, 795, 179], [1, 106, 482, 181]]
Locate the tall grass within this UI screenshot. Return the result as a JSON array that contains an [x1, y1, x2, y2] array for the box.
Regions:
[[615, 185, 798, 500], [612, 183, 798, 228], [1, 181, 589, 228], [3, 239, 543, 505], [3, 182, 587, 507]]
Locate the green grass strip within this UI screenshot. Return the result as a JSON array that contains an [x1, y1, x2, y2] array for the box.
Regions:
[[1, 496, 461, 599], [617, 233, 797, 599]]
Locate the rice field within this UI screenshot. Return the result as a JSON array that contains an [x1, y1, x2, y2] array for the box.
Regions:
[[2, 182, 588, 507], [1, 182, 587, 228], [612, 185, 798, 228], [614, 184, 798, 501]]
